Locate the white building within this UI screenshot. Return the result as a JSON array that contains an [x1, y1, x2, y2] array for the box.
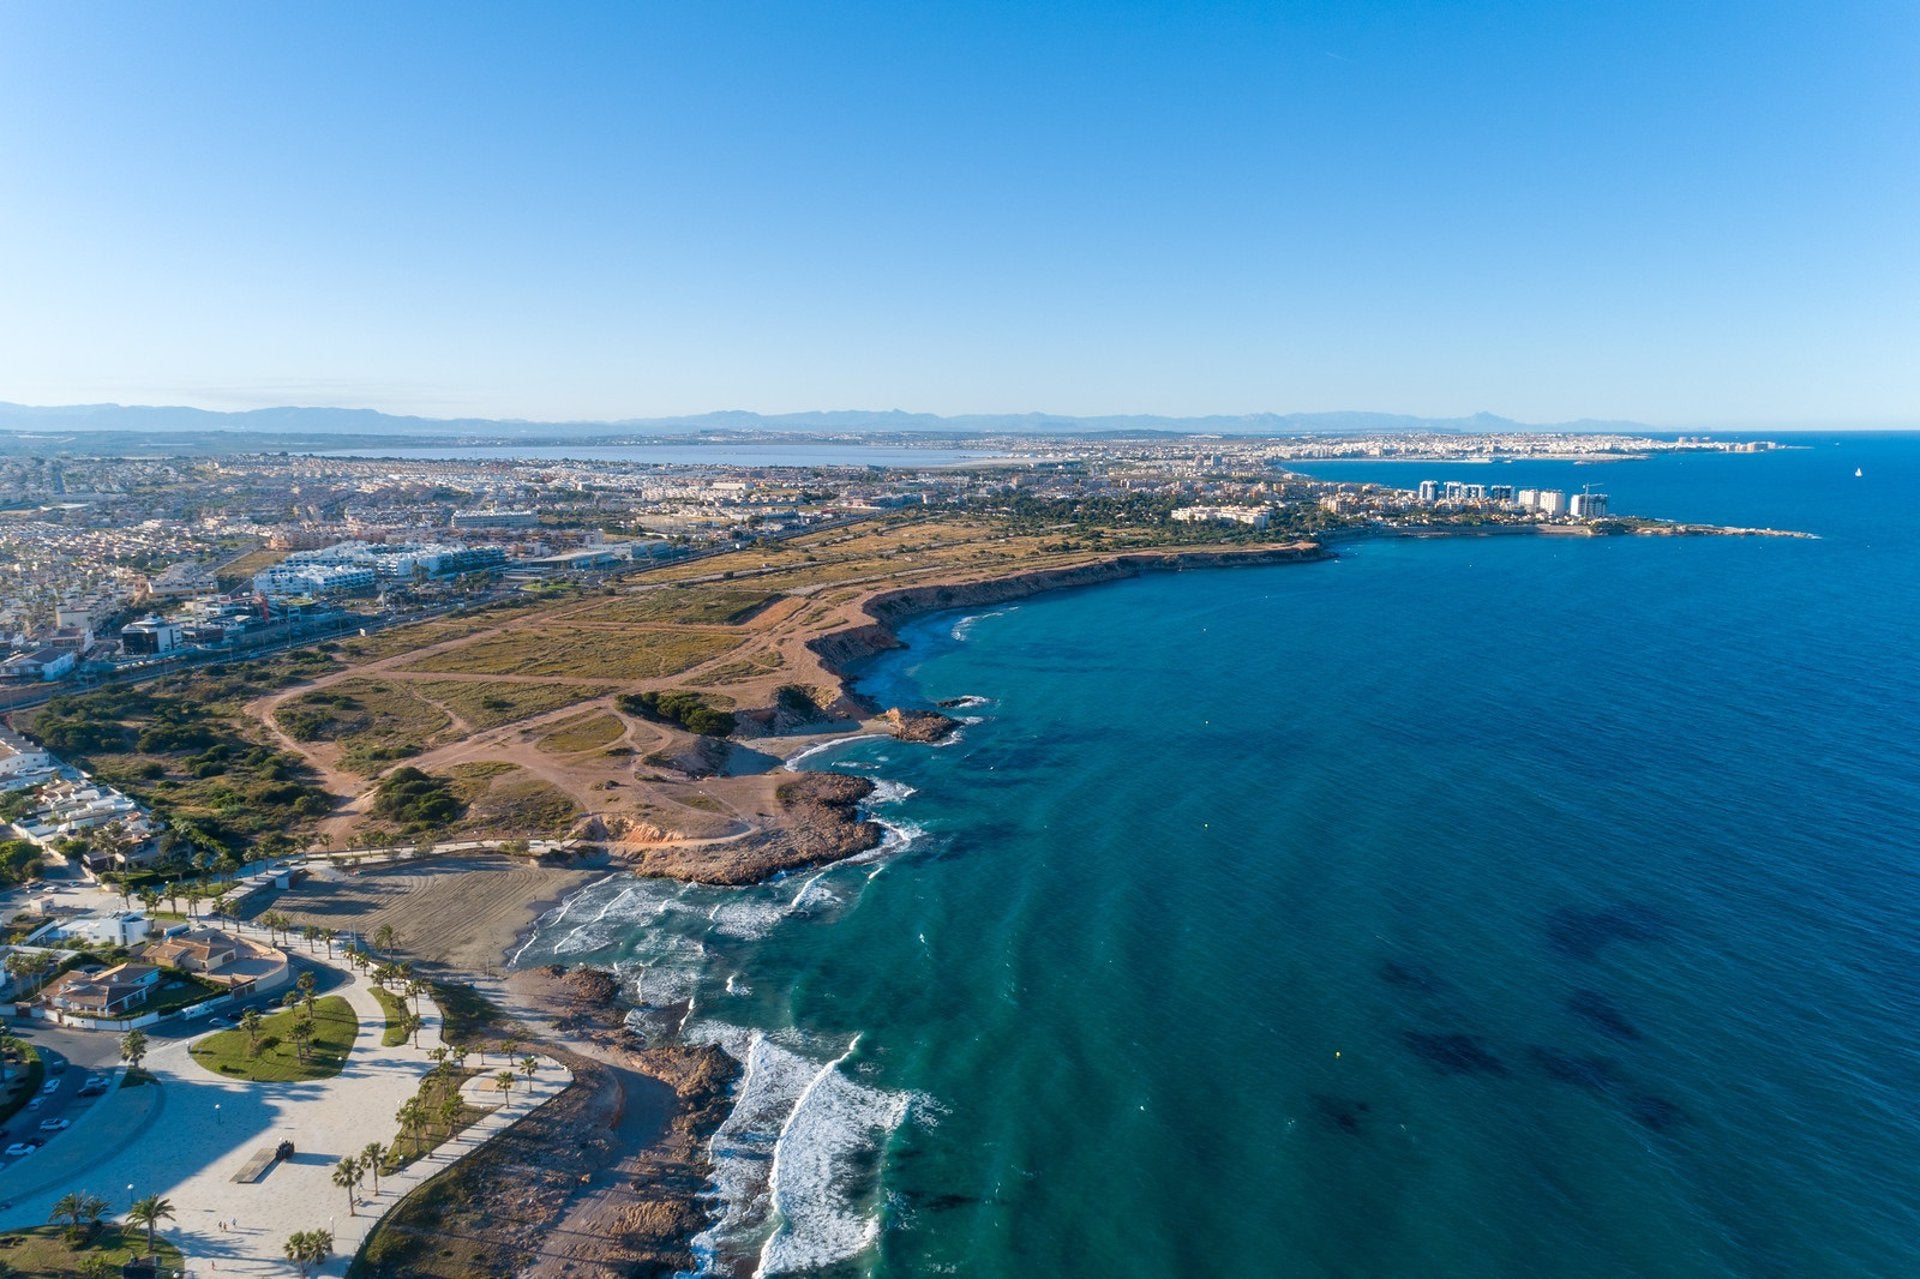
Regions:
[[1569, 492, 1609, 519], [451, 510, 539, 529], [120, 616, 184, 655], [0, 648, 77, 683], [0, 728, 55, 789], [1519, 488, 1568, 517], [1170, 506, 1271, 529], [256, 540, 507, 596], [253, 563, 378, 596]]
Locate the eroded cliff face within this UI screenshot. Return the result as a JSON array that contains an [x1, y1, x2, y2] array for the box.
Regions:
[[800, 543, 1327, 688]]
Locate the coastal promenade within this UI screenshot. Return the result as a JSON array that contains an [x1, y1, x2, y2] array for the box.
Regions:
[[0, 922, 571, 1276]]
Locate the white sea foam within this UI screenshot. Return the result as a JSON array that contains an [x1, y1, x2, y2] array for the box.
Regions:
[[940, 694, 991, 710], [950, 608, 1013, 641], [709, 896, 795, 941], [868, 778, 918, 805], [683, 1025, 928, 1278], [507, 871, 624, 966], [782, 734, 886, 771]]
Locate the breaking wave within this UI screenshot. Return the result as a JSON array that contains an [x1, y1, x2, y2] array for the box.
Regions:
[[950, 608, 1013, 641], [687, 1026, 924, 1277]]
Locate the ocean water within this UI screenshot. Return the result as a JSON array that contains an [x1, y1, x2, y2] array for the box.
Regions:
[[514, 434, 1920, 1277]]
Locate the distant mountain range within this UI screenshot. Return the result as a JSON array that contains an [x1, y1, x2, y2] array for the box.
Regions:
[[0, 401, 1662, 440]]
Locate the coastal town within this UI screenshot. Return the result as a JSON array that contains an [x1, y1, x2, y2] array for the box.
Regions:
[[0, 430, 1789, 705], [0, 427, 1793, 1275]]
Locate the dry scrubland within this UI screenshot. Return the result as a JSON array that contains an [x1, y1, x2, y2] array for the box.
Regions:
[[27, 513, 1312, 871]]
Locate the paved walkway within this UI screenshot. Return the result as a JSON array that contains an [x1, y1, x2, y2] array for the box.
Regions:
[[0, 931, 570, 1277]]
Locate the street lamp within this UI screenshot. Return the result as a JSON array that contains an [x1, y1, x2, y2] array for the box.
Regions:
[[214, 1102, 221, 1125]]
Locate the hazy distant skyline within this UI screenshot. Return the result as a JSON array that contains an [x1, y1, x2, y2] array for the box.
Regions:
[[2, 2, 1915, 429]]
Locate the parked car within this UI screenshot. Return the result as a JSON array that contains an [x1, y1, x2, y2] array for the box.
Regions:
[[77, 1082, 106, 1098], [208, 1013, 236, 1028], [37, 1118, 70, 1132], [39, 1078, 59, 1094], [4, 1142, 35, 1157]]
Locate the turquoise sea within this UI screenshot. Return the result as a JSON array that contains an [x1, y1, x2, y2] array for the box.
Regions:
[[514, 435, 1920, 1277]]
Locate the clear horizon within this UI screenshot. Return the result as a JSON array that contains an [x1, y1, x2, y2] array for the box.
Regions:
[[2, 2, 1915, 429]]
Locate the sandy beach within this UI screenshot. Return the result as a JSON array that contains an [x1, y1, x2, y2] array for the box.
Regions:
[[243, 851, 611, 974]]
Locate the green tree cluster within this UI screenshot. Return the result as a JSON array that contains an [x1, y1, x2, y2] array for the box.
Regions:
[[615, 690, 736, 737], [370, 767, 462, 830]]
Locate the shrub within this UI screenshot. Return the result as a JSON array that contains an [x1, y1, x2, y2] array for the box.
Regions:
[[614, 690, 736, 737]]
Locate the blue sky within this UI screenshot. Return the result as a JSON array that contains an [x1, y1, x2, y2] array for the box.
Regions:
[[1, 1, 1914, 426]]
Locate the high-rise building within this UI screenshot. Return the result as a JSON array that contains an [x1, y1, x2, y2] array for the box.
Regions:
[[1417, 480, 1439, 503], [1569, 492, 1609, 519], [1489, 485, 1515, 502], [1534, 489, 1568, 516]]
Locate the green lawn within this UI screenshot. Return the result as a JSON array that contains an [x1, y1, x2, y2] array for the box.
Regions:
[[370, 986, 410, 1046], [188, 995, 359, 1081], [0, 1224, 184, 1276], [387, 1067, 490, 1169]]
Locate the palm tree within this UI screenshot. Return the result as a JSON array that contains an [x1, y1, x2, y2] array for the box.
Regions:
[[137, 888, 161, 916], [520, 1054, 539, 1084], [240, 1007, 263, 1051], [301, 924, 319, 953], [372, 922, 398, 953], [437, 1091, 463, 1133], [396, 1098, 426, 1154], [283, 1228, 333, 1278], [120, 1029, 149, 1074], [405, 1011, 424, 1047], [320, 926, 338, 956], [495, 1069, 517, 1104], [361, 1141, 387, 1194], [332, 1155, 362, 1215], [211, 893, 234, 920], [5, 951, 53, 997], [289, 1018, 314, 1064], [57, 1191, 108, 1240], [49, 1192, 89, 1237], [125, 1194, 175, 1259]]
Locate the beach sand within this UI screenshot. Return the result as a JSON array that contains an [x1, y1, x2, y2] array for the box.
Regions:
[[241, 851, 610, 974]]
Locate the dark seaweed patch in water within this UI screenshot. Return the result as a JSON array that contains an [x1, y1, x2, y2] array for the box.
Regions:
[[1568, 989, 1644, 1042], [1627, 1093, 1689, 1132], [1310, 1093, 1372, 1135], [1528, 1046, 1622, 1094], [1402, 1032, 1509, 1076], [1546, 903, 1667, 961], [1378, 958, 1446, 996], [907, 1192, 986, 1212]]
